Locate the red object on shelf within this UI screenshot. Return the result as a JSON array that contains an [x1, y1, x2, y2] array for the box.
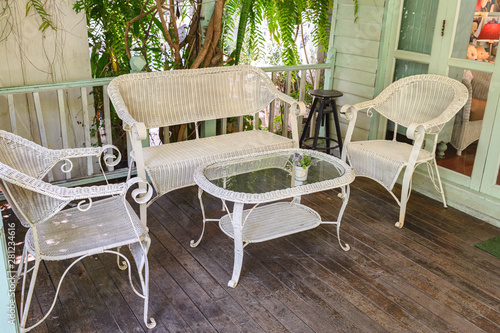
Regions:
[[477, 21, 500, 42]]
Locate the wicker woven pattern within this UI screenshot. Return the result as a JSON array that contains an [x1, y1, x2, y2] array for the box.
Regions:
[[144, 130, 294, 197], [194, 148, 355, 204], [108, 65, 301, 130], [450, 76, 486, 155], [341, 74, 468, 228], [365, 74, 468, 134], [346, 140, 433, 191], [0, 130, 156, 331], [25, 196, 148, 260], [0, 130, 125, 228], [0, 130, 102, 178], [219, 202, 321, 243], [193, 148, 354, 287], [109, 65, 306, 224]]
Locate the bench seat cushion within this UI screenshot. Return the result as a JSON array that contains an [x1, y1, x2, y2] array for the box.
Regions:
[[142, 131, 295, 197]]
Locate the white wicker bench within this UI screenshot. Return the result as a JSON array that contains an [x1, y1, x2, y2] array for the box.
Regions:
[[108, 65, 306, 224]]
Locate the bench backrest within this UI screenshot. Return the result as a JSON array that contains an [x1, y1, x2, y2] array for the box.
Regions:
[[108, 65, 278, 129]]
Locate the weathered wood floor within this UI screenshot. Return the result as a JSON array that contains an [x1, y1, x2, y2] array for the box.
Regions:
[[5, 178, 500, 332]]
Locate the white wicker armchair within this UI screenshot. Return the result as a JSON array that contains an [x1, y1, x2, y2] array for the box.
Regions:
[[340, 75, 468, 228], [108, 65, 306, 224], [0, 130, 156, 331], [450, 71, 490, 155]]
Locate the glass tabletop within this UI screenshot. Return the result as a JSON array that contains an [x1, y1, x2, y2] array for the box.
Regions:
[[195, 149, 354, 203]]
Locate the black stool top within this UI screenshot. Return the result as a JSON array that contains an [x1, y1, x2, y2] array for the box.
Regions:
[[309, 89, 343, 99]]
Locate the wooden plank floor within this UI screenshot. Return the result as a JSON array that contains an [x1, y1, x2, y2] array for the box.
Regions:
[[4, 178, 500, 332]]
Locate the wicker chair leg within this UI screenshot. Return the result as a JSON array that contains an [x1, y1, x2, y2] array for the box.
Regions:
[[396, 168, 414, 228], [19, 259, 41, 333], [432, 158, 447, 208], [14, 245, 27, 286], [142, 258, 156, 328]]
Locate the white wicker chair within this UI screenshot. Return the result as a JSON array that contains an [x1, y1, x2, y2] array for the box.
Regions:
[[108, 65, 305, 225], [450, 71, 490, 155], [340, 75, 468, 228], [0, 130, 156, 332]]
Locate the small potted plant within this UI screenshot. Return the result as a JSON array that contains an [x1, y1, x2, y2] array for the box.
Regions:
[[292, 152, 318, 181]]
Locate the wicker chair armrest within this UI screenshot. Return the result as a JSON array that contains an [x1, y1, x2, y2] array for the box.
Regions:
[[340, 100, 376, 119], [273, 91, 306, 117], [52, 145, 122, 173], [351, 100, 377, 112], [131, 122, 148, 141], [406, 123, 426, 141], [459, 80, 473, 123], [108, 77, 141, 132], [0, 163, 129, 201], [340, 104, 358, 120]]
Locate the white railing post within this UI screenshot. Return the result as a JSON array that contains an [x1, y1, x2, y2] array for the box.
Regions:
[[103, 85, 114, 172], [57, 89, 71, 179], [283, 70, 292, 138]]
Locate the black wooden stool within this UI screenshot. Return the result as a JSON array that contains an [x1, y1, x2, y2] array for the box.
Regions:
[[299, 89, 343, 155]]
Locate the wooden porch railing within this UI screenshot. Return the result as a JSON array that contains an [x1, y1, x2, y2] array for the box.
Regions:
[[0, 64, 332, 188]]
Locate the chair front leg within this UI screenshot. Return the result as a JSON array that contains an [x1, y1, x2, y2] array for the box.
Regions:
[[20, 258, 41, 332], [396, 165, 415, 229], [432, 158, 447, 208], [140, 252, 156, 328], [395, 124, 426, 228]]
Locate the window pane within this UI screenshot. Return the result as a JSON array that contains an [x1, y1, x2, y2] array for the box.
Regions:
[[437, 68, 491, 177], [393, 59, 429, 81], [452, 0, 499, 63], [398, 0, 439, 54]]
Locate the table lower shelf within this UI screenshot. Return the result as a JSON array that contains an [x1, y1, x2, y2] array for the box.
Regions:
[[219, 202, 322, 244]]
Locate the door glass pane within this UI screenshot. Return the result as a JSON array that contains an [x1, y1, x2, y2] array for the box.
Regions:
[[452, 0, 499, 63], [436, 67, 491, 177], [398, 0, 439, 54], [394, 59, 429, 81]]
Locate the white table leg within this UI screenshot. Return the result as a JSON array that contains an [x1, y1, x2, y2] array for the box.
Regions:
[[336, 185, 350, 251], [191, 188, 206, 247], [228, 202, 244, 288], [322, 185, 350, 251]]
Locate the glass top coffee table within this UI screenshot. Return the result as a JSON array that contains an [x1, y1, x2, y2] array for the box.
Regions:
[[193, 148, 355, 287]]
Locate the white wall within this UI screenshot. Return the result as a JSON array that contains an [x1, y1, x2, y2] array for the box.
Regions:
[[332, 0, 386, 141], [0, 0, 94, 180]]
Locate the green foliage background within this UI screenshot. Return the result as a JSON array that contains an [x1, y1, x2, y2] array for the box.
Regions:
[[72, 0, 360, 77]]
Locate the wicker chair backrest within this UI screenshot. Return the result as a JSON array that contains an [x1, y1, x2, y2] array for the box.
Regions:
[[0, 130, 57, 178], [371, 75, 466, 132], [0, 131, 69, 227], [0, 162, 69, 228], [108, 65, 278, 129]]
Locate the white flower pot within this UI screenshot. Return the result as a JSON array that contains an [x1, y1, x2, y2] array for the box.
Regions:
[[294, 165, 309, 181]]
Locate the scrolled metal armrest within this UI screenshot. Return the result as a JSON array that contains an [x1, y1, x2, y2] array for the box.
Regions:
[[126, 177, 153, 204], [100, 145, 122, 167]]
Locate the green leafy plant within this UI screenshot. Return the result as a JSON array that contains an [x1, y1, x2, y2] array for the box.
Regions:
[[292, 152, 318, 169]]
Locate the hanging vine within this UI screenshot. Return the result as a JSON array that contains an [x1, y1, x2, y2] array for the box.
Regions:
[[25, 0, 55, 32]]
